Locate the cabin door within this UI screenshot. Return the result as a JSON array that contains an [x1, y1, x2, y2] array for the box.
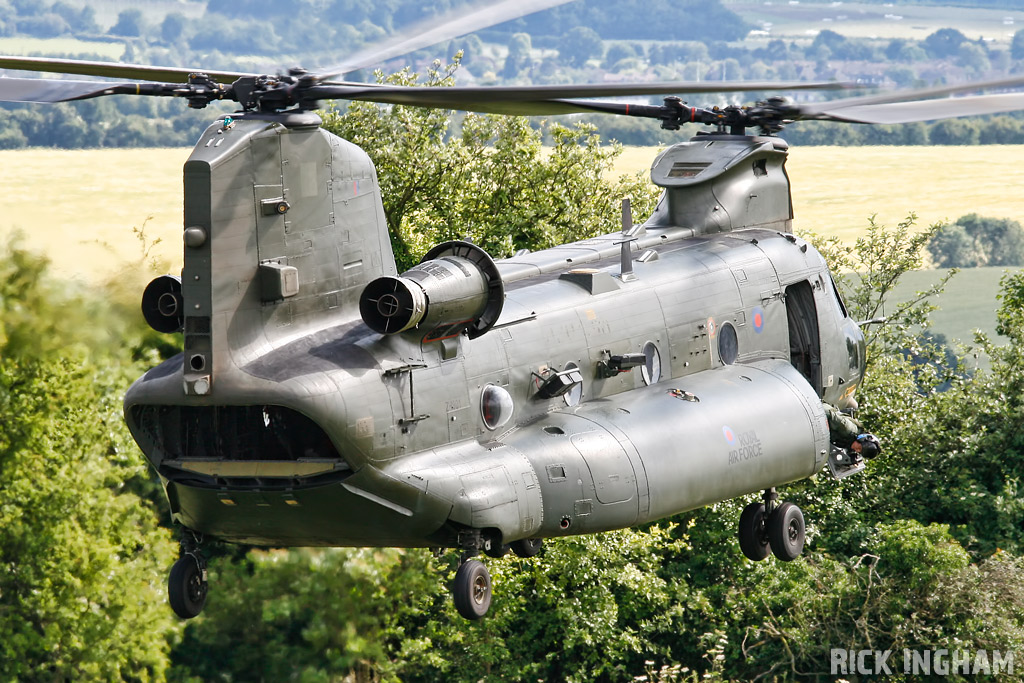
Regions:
[[785, 280, 822, 396]]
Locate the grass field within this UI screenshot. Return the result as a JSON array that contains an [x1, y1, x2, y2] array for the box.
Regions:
[[885, 266, 1019, 352], [2, 144, 1020, 347], [0, 148, 187, 284]]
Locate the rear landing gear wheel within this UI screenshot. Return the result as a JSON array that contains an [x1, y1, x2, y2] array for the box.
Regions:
[[453, 559, 492, 620], [768, 502, 805, 562], [168, 554, 208, 619], [738, 501, 770, 561], [510, 538, 543, 558], [484, 539, 510, 559]]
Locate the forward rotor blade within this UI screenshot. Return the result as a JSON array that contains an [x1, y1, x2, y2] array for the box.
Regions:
[[0, 77, 165, 103], [317, 0, 575, 80], [0, 55, 257, 83], [311, 80, 851, 114], [803, 91, 1024, 124]]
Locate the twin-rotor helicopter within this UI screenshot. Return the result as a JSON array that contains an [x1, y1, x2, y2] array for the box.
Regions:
[[3, 0, 1023, 620]]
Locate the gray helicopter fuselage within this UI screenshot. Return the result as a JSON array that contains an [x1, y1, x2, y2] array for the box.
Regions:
[[124, 114, 865, 548]]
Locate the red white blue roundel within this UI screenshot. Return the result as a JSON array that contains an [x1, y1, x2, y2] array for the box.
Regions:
[[722, 425, 736, 445], [752, 306, 765, 333]]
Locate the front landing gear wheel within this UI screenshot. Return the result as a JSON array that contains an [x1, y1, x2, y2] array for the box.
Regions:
[[453, 559, 492, 620], [768, 502, 805, 562], [168, 554, 208, 619], [738, 501, 770, 561]]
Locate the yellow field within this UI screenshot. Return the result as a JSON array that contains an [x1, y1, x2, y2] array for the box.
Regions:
[[0, 148, 188, 284], [4, 145, 1024, 284]]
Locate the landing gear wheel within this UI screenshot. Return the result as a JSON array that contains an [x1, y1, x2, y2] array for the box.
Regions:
[[453, 559, 492, 620], [510, 538, 543, 558], [768, 502, 805, 562], [168, 555, 208, 619], [738, 501, 770, 561]]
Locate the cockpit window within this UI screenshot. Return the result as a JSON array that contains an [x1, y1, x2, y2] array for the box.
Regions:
[[828, 274, 848, 318]]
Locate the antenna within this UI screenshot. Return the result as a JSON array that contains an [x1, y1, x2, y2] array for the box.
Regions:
[[618, 198, 638, 282]]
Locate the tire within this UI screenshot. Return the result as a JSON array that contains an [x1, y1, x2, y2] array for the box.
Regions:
[[510, 538, 543, 558], [737, 501, 770, 561], [453, 559, 492, 620], [168, 555, 208, 619], [768, 502, 805, 562]]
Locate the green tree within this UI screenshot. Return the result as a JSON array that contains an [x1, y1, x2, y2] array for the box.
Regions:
[[603, 41, 638, 70], [161, 12, 187, 44], [169, 547, 448, 681], [501, 32, 533, 79], [928, 222, 979, 267], [930, 118, 981, 145], [51, 1, 97, 33], [957, 41, 991, 75], [17, 12, 69, 37], [1012, 28, 1024, 60], [559, 25, 603, 68], [928, 213, 1024, 268], [320, 59, 659, 270], [924, 27, 969, 58], [979, 115, 1024, 144], [0, 240, 180, 680], [109, 8, 145, 37]]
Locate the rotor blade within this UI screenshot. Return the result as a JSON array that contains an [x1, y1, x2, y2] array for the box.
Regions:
[[0, 55, 257, 83], [310, 80, 852, 114], [0, 77, 174, 103], [799, 73, 1024, 117], [317, 0, 576, 79], [803, 91, 1024, 125]]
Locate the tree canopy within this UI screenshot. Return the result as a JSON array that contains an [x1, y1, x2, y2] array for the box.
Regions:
[[0, 239, 180, 680], [927, 213, 1024, 268]]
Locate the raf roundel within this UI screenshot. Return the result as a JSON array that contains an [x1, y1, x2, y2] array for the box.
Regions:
[[722, 425, 736, 445], [752, 306, 765, 333]]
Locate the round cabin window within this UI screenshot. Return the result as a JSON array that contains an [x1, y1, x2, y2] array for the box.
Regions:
[[718, 322, 739, 365], [481, 384, 514, 430], [641, 341, 662, 385]]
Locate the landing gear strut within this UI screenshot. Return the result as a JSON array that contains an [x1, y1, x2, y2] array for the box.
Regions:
[[168, 531, 208, 619], [737, 488, 805, 562]]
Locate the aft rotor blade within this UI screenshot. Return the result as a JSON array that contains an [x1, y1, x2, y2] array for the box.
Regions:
[[803, 91, 1024, 124], [310, 80, 851, 114], [0, 77, 176, 103], [0, 55, 257, 83], [317, 0, 576, 80], [798, 73, 1024, 118]]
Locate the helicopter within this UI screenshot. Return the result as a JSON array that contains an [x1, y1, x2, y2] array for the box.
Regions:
[[4, 0, 1024, 622]]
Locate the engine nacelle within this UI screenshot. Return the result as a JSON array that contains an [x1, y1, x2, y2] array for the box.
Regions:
[[141, 275, 184, 333], [359, 241, 503, 340]]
